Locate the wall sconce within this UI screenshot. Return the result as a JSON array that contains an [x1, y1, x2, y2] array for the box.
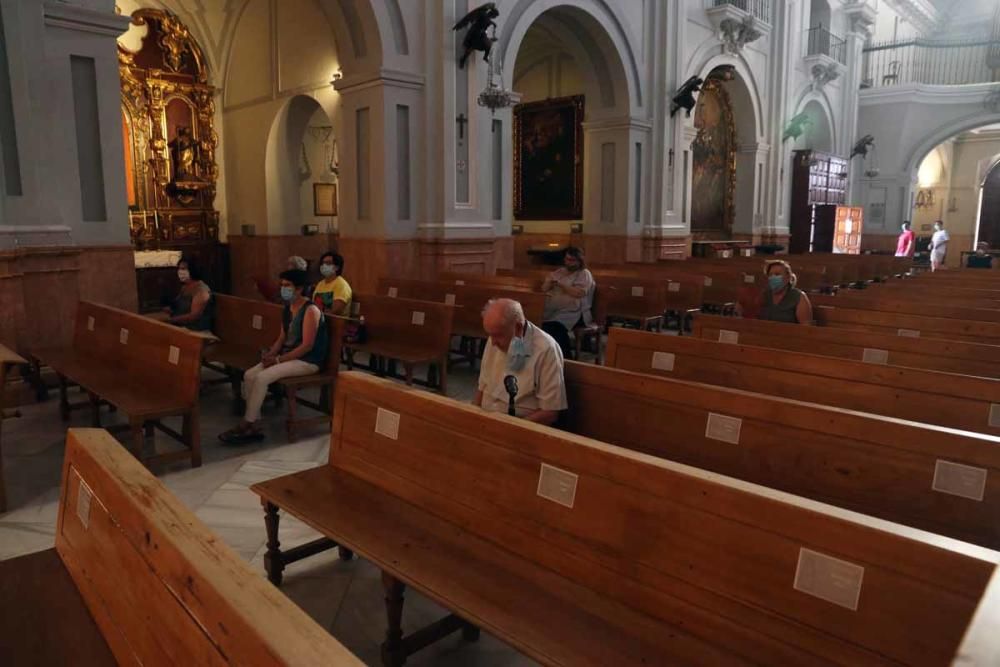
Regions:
[[570, 223, 583, 234], [915, 188, 935, 209], [331, 68, 343, 82]]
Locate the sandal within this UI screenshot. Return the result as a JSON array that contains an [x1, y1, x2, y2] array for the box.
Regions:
[[218, 425, 265, 445]]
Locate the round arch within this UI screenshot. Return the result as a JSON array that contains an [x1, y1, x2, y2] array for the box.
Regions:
[[904, 112, 1000, 176], [792, 95, 836, 153], [499, 0, 642, 114], [686, 49, 766, 141]]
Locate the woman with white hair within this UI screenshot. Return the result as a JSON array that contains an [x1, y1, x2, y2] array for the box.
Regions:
[[252, 256, 311, 302]]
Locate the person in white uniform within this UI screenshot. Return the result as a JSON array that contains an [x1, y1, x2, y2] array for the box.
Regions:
[[930, 220, 950, 271], [474, 298, 567, 426]]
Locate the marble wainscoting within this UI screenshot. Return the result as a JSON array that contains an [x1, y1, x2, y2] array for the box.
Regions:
[[511, 233, 668, 266]]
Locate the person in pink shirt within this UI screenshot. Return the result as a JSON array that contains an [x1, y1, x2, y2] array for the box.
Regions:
[[895, 221, 915, 257]]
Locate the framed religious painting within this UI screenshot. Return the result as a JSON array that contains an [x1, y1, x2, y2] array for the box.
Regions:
[[513, 95, 584, 220], [313, 182, 338, 216]]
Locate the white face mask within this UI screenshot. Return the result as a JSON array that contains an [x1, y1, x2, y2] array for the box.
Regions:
[[177, 269, 191, 283], [320, 264, 336, 278]]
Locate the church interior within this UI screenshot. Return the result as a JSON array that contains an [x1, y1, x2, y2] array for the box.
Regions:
[[4, 0, 1000, 664]]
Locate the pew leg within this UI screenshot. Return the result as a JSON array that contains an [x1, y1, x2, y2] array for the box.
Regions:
[[229, 369, 244, 416], [381, 571, 407, 667], [403, 364, 414, 386], [438, 361, 448, 395], [89, 393, 102, 427], [185, 406, 202, 468], [338, 546, 354, 561], [462, 624, 481, 642], [285, 385, 298, 443], [144, 422, 154, 440], [128, 419, 144, 461], [58, 375, 70, 421], [263, 501, 285, 586]]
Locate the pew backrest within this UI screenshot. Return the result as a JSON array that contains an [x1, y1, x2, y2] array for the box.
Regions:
[[352, 294, 454, 351], [57, 428, 361, 666], [815, 305, 1000, 344], [213, 294, 284, 353], [811, 293, 1000, 324]]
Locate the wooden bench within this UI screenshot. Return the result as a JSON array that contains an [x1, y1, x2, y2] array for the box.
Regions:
[[811, 292, 1000, 324], [252, 372, 1000, 666], [692, 313, 1000, 378], [814, 304, 1000, 344], [606, 326, 1000, 437], [0, 427, 361, 666], [346, 294, 454, 393], [204, 294, 345, 442], [32, 301, 204, 467], [0, 343, 27, 513], [564, 358, 1000, 548]]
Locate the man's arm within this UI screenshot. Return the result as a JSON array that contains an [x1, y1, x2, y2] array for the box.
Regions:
[[522, 409, 559, 425]]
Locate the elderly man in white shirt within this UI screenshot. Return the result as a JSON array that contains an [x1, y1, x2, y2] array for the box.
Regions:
[[473, 298, 567, 426]]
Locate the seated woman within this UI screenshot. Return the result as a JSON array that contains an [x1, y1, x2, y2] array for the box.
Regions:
[[967, 242, 994, 269], [757, 259, 813, 325], [219, 269, 328, 445], [165, 257, 213, 331], [540, 246, 595, 357], [312, 251, 353, 314]]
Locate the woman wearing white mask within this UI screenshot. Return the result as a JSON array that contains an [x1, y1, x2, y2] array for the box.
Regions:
[[757, 260, 812, 325], [166, 256, 213, 331], [312, 251, 352, 315], [929, 220, 950, 271]]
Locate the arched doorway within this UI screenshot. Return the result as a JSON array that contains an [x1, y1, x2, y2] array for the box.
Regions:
[[977, 158, 1000, 247], [265, 95, 338, 236]]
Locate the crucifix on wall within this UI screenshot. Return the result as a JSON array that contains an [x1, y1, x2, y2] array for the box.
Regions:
[[456, 113, 468, 141]]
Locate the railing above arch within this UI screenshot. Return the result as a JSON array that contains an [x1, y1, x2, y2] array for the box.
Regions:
[[862, 36, 1000, 88], [705, 0, 771, 25]]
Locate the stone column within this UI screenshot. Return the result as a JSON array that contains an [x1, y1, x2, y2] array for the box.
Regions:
[[843, 2, 876, 202]]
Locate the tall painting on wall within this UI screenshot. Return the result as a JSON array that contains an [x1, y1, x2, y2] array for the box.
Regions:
[[513, 95, 584, 220], [690, 78, 736, 236]]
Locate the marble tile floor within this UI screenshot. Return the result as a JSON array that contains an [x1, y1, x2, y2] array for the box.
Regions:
[[0, 353, 546, 665]]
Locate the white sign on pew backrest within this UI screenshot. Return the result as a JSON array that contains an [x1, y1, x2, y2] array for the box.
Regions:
[[168, 345, 180, 365], [75, 471, 93, 530], [861, 348, 889, 365], [631, 286, 644, 297], [718, 329, 739, 344], [932, 460, 987, 502], [455, 279, 465, 286], [411, 311, 425, 326], [375, 407, 400, 440], [251, 314, 263, 330], [445, 293, 456, 306], [989, 403, 1000, 428], [537, 463, 578, 509], [668, 282, 680, 293], [703, 277, 713, 287], [119, 328, 129, 345], [651, 351, 675, 372], [743, 274, 755, 284], [793, 548, 864, 611], [87, 316, 95, 331], [897, 328, 921, 338], [388, 287, 398, 298], [705, 413, 741, 444]]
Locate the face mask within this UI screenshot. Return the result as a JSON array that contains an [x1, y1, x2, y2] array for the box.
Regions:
[[320, 264, 336, 278], [177, 269, 190, 283], [280, 286, 295, 302], [768, 275, 786, 292], [507, 335, 528, 372]]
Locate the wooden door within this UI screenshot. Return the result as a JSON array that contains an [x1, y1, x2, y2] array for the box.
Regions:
[[978, 162, 1000, 247]]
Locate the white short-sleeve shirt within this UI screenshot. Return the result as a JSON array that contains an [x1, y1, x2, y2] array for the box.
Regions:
[[477, 322, 568, 417]]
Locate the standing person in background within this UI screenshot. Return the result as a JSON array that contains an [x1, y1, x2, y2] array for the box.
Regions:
[[253, 256, 309, 302], [541, 246, 594, 358], [312, 251, 352, 314], [895, 221, 915, 257], [930, 220, 950, 271]]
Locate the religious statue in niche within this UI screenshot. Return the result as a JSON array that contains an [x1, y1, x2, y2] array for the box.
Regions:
[[690, 77, 736, 236], [513, 95, 584, 220], [169, 126, 197, 182]]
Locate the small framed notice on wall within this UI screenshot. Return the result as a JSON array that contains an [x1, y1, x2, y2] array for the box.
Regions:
[[313, 183, 338, 216]]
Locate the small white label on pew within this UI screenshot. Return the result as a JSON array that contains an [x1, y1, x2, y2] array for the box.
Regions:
[[87, 316, 95, 331], [718, 330, 739, 345], [932, 460, 987, 501], [388, 287, 398, 298], [455, 279, 465, 286], [668, 282, 680, 293], [897, 328, 921, 338], [411, 311, 426, 326], [743, 274, 755, 284], [251, 314, 263, 330], [705, 413, 741, 444], [703, 277, 713, 287], [76, 473, 93, 530], [631, 286, 644, 297], [861, 348, 889, 365], [119, 328, 129, 345], [651, 351, 675, 372], [168, 345, 180, 365], [445, 293, 456, 306], [794, 548, 864, 611], [375, 407, 400, 440], [537, 463, 578, 509], [989, 403, 1000, 428]]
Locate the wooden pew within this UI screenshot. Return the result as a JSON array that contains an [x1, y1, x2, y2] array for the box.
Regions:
[[564, 359, 1000, 549], [605, 326, 1000, 436], [31, 301, 204, 467], [692, 313, 1000, 378], [811, 292, 1000, 324], [437, 271, 540, 291], [0, 428, 361, 666], [0, 343, 26, 513], [814, 304, 1000, 344], [204, 294, 346, 442], [253, 372, 1000, 666], [347, 294, 454, 393]]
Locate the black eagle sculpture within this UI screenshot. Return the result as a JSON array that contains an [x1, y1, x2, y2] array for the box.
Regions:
[[851, 134, 876, 159], [453, 3, 500, 69], [670, 76, 704, 117]]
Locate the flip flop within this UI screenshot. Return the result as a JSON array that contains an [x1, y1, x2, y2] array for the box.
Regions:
[[218, 428, 266, 445]]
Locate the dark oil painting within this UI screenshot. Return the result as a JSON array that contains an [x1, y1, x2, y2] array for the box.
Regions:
[[513, 95, 584, 220]]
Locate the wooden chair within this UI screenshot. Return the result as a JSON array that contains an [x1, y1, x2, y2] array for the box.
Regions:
[[0, 343, 27, 513]]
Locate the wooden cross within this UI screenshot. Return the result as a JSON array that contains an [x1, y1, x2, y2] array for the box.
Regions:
[[456, 113, 468, 140]]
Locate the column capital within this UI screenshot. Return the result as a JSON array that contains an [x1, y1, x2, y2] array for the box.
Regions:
[[43, 2, 131, 37]]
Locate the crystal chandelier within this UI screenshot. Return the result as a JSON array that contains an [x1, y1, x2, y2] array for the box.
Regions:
[[477, 28, 514, 114]]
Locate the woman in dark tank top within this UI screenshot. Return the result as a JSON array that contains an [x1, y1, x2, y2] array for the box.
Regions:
[[758, 259, 813, 325]]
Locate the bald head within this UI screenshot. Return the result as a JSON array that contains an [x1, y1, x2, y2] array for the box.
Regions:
[[482, 298, 525, 352]]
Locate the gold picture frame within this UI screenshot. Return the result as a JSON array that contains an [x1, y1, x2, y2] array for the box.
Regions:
[[313, 183, 338, 216]]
